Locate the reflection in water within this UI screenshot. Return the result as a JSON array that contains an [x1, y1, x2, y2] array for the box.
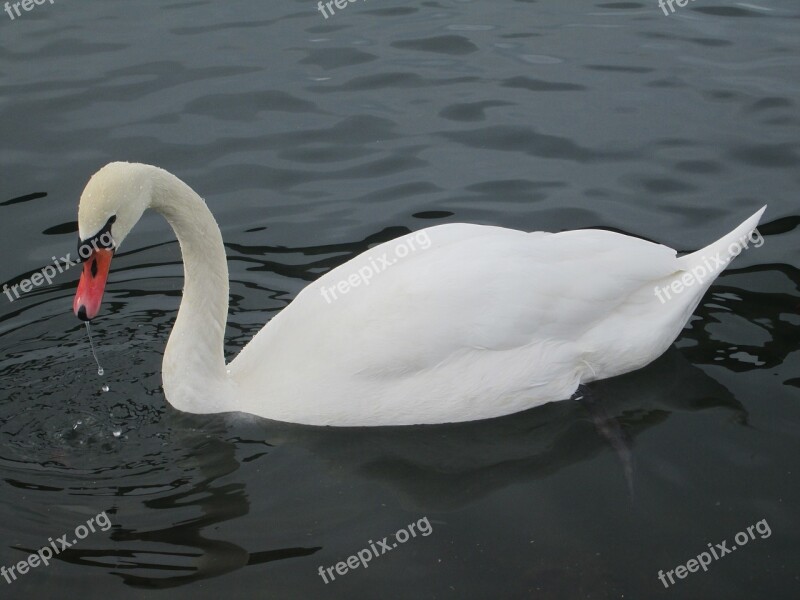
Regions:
[[103, 435, 320, 589], [575, 385, 635, 502], [4, 412, 320, 589], [40, 350, 743, 588], [268, 349, 746, 512]]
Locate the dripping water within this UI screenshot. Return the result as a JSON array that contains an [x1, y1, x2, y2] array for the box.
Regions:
[[84, 321, 104, 376]]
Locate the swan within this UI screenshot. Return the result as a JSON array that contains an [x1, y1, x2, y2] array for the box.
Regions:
[[72, 162, 765, 426]]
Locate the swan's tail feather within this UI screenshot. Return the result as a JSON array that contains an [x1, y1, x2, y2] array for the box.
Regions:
[[677, 205, 767, 273], [652, 206, 766, 328]]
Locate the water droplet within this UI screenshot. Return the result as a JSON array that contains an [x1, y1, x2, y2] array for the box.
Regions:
[[101, 384, 109, 392], [112, 430, 121, 438], [73, 420, 83, 430], [84, 322, 104, 376]]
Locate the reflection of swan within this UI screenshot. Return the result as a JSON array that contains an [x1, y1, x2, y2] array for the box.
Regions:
[[248, 349, 747, 511], [72, 162, 765, 426], [112, 434, 320, 589]]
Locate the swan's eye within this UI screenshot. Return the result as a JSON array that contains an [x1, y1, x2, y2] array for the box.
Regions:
[[77, 215, 117, 260]]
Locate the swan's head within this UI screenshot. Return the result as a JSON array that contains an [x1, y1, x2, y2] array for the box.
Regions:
[[73, 162, 151, 321]]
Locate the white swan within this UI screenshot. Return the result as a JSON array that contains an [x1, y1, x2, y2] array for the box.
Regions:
[[72, 162, 765, 426]]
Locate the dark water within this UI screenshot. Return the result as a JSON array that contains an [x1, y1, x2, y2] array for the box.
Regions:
[[1, 0, 799, 598]]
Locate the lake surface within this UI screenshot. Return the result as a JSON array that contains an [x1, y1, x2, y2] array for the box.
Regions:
[[1, 0, 798, 598]]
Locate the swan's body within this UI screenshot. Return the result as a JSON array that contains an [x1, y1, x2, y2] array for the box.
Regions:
[[73, 162, 765, 426]]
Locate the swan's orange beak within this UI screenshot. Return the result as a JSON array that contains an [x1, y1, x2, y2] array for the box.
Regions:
[[73, 248, 113, 321]]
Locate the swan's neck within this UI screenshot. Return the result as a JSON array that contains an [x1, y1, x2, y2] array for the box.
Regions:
[[148, 169, 231, 412]]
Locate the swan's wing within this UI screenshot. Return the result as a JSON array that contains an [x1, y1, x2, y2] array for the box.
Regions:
[[241, 224, 680, 379]]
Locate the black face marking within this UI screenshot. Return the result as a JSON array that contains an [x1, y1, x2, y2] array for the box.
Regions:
[[77, 215, 116, 261]]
